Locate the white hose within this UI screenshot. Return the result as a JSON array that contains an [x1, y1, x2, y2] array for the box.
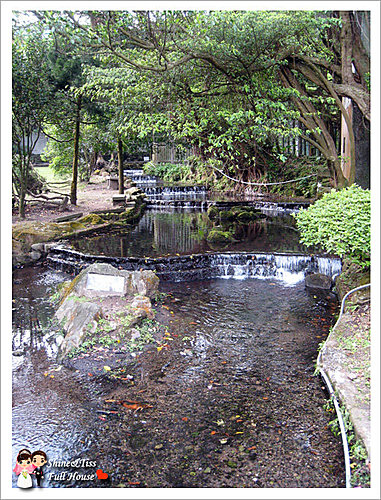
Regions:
[[316, 283, 371, 489]]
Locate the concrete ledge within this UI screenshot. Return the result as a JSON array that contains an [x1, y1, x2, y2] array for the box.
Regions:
[[319, 307, 371, 459]]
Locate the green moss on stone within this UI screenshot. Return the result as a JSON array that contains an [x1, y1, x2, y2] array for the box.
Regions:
[[207, 229, 234, 244]]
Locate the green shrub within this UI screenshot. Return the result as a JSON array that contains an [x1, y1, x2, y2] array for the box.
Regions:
[[143, 162, 191, 183], [294, 185, 370, 267]]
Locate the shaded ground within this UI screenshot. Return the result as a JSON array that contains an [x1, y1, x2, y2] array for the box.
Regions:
[[12, 176, 113, 224]]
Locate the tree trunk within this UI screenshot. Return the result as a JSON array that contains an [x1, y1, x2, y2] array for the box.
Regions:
[[70, 95, 82, 205], [280, 67, 347, 188], [19, 187, 26, 219], [117, 135, 124, 194], [353, 102, 370, 189]]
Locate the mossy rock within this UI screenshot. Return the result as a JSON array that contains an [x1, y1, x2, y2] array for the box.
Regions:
[[236, 210, 254, 223], [77, 213, 106, 225], [207, 205, 219, 220], [207, 229, 234, 245], [12, 221, 69, 253], [219, 210, 236, 222]]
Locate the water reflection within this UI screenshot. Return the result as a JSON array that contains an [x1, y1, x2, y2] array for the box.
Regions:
[[70, 209, 306, 258]]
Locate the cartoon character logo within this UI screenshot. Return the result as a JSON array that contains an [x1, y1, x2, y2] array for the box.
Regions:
[[13, 449, 35, 489], [13, 448, 48, 488], [31, 450, 47, 487]]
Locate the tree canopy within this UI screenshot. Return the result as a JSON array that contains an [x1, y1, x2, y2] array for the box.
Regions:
[[12, 8, 371, 211]]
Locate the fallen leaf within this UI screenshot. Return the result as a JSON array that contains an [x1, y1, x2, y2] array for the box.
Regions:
[[103, 366, 111, 372], [210, 431, 217, 435], [122, 402, 153, 411]]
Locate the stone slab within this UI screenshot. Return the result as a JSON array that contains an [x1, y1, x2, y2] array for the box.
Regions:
[[112, 194, 126, 206], [55, 213, 83, 223], [86, 273, 125, 294]]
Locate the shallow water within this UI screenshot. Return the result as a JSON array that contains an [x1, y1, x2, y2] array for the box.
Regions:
[[69, 209, 306, 258], [12, 266, 344, 488]]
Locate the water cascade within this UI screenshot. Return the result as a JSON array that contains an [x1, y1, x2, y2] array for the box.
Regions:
[[124, 168, 208, 207], [47, 246, 341, 285]]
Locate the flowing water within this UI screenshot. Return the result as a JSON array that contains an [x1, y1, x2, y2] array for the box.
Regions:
[[12, 262, 345, 488]]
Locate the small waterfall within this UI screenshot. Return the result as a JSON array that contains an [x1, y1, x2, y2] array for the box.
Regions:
[[316, 257, 343, 277], [124, 169, 144, 176], [47, 247, 342, 285], [144, 185, 207, 200], [208, 253, 342, 285], [124, 169, 159, 187]]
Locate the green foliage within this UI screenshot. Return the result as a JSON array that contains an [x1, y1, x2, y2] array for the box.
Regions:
[[41, 123, 115, 180], [294, 185, 370, 267], [143, 162, 192, 184]]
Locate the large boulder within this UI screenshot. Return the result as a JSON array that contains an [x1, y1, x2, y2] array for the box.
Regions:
[[56, 300, 102, 361], [305, 273, 332, 292], [54, 264, 159, 362], [61, 263, 159, 301]]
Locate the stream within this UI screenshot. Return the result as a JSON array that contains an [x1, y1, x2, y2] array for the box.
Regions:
[[12, 207, 345, 488]]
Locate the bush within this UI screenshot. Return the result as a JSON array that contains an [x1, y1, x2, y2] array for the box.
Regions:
[[143, 162, 191, 183], [293, 185, 370, 267]]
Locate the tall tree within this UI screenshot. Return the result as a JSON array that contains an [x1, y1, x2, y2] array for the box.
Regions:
[[12, 15, 55, 217]]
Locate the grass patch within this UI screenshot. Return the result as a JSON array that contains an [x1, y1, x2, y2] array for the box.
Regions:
[[36, 166, 70, 183]]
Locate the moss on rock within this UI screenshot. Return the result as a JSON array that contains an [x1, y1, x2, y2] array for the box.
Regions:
[[207, 206, 219, 220], [207, 229, 235, 245], [77, 213, 106, 225]]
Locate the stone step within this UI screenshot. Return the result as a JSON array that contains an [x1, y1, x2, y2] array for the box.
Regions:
[[55, 213, 83, 223]]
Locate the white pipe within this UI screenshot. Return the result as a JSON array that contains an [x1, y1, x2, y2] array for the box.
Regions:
[[316, 283, 371, 489]]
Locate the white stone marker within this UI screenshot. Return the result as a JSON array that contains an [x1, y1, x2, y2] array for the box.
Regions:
[[86, 273, 125, 293]]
